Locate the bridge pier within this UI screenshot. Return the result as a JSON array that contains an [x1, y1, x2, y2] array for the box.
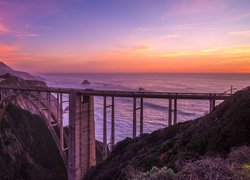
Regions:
[[102, 96, 115, 157], [111, 96, 115, 151], [68, 92, 96, 180], [209, 94, 216, 112], [133, 97, 137, 138], [132, 97, 144, 137], [103, 96, 107, 160], [168, 99, 172, 126], [59, 93, 64, 150], [173, 99, 177, 125], [209, 99, 216, 112], [140, 98, 143, 135], [168, 99, 178, 126]]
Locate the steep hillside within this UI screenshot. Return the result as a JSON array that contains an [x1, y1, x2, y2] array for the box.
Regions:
[[87, 87, 250, 179], [0, 104, 67, 180], [0, 62, 41, 80]]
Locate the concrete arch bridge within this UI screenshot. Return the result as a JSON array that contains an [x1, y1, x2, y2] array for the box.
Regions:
[[0, 86, 231, 180]]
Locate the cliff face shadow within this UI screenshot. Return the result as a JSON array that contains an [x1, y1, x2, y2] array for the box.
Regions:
[[0, 104, 67, 180]]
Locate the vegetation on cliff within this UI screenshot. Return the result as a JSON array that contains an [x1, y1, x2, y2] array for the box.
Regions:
[[0, 104, 67, 180], [87, 87, 250, 179]]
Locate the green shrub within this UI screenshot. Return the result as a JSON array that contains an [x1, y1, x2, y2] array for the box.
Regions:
[[132, 166, 176, 180], [241, 164, 250, 178]]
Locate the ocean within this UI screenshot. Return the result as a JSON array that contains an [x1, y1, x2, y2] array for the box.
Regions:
[[40, 73, 250, 143]]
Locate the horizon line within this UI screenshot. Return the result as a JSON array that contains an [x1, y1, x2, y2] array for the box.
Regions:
[[37, 72, 250, 74]]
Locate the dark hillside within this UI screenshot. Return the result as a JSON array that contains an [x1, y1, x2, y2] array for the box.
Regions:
[[0, 104, 67, 180]]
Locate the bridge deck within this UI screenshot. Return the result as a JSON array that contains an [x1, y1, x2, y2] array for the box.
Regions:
[[0, 86, 230, 100]]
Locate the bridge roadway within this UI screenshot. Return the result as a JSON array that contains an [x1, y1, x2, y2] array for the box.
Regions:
[[0, 85, 230, 99], [0, 85, 231, 180]]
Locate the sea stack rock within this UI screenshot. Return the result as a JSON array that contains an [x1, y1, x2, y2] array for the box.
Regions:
[[138, 87, 145, 92], [82, 79, 91, 85]]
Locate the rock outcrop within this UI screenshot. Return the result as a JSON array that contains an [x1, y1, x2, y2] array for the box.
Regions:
[[138, 87, 145, 92], [81, 79, 91, 85]]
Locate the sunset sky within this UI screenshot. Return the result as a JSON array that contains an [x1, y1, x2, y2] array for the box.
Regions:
[[0, 0, 250, 73]]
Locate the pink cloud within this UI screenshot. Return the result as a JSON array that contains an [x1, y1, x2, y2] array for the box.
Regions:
[[162, 34, 181, 38], [229, 30, 250, 36], [228, 12, 250, 22], [0, 23, 9, 33], [0, 22, 40, 38], [0, 44, 17, 54], [16, 32, 39, 38]]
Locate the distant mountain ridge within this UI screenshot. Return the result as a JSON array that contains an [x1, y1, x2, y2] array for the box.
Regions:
[[0, 62, 42, 80]]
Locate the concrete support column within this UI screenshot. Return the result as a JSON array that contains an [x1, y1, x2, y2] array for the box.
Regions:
[[111, 96, 115, 151], [57, 93, 59, 121], [59, 93, 64, 150], [209, 94, 216, 113], [103, 96, 107, 160], [140, 98, 143, 135], [173, 99, 177, 125], [168, 99, 172, 126], [68, 92, 96, 180], [209, 99, 216, 112], [133, 97, 137, 138]]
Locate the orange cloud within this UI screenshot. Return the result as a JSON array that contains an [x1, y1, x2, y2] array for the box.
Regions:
[[0, 44, 16, 54], [129, 45, 153, 51]]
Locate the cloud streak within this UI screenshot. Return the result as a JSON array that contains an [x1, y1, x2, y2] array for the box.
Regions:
[[16, 33, 39, 38], [0, 44, 17, 54], [162, 0, 226, 18], [229, 30, 250, 36], [162, 34, 181, 38], [129, 45, 153, 51], [200, 47, 226, 52]]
